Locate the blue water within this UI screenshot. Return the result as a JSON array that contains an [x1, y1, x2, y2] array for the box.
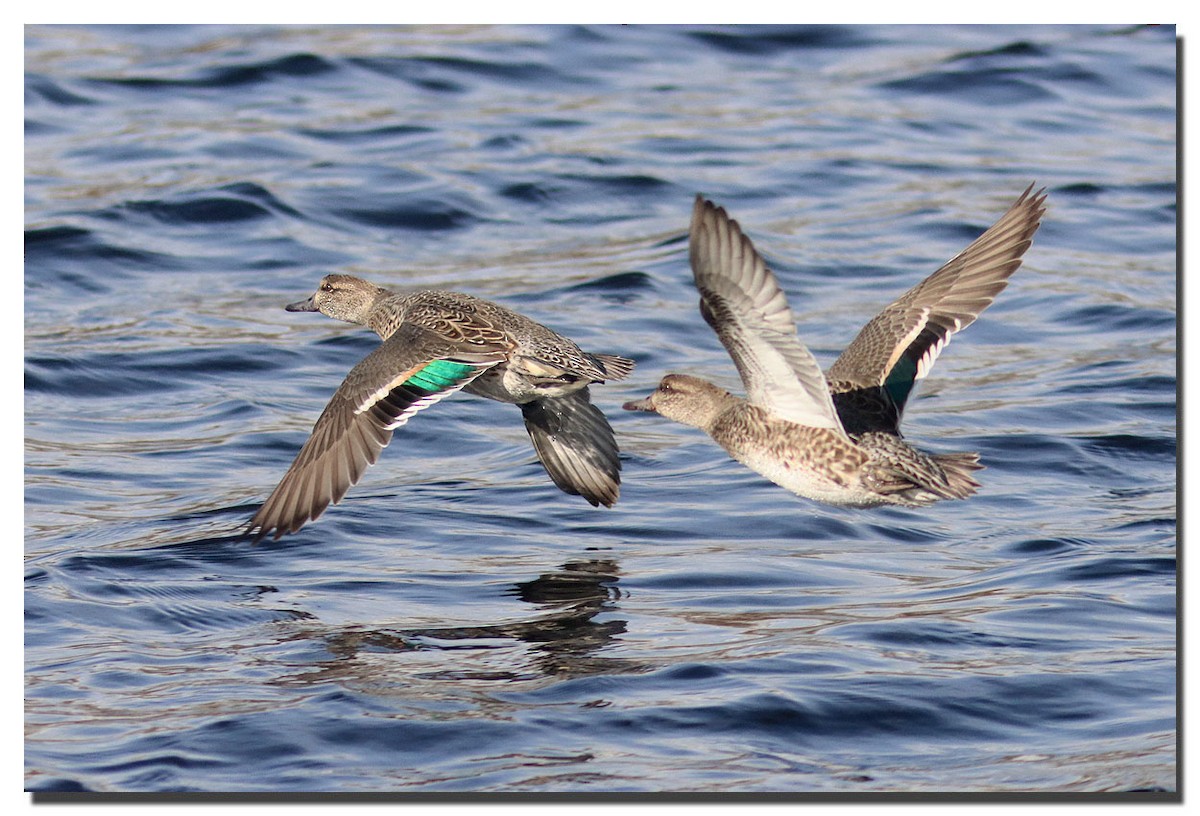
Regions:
[[24, 24, 1176, 794]]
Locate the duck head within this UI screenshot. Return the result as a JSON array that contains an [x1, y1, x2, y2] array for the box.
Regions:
[[287, 274, 388, 326], [623, 373, 731, 430]]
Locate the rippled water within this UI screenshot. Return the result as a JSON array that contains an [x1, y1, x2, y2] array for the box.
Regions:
[[24, 24, 1176, 794]]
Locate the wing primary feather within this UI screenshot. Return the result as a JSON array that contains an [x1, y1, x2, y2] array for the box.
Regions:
[[828, 184, 1046, 419], [248, 333, 504, 541], [690, 195, 846, 433]]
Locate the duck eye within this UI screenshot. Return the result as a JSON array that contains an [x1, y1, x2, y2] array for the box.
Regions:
[[320, 282, 333, 292]]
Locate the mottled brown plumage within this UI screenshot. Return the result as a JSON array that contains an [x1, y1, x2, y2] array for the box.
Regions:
[[249, 275, 634, 541], [625, 186, 1046, 507]]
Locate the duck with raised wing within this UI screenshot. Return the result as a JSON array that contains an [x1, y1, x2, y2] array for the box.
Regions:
[[249, 275, 635, 540], [624, 185, 1046, 507]]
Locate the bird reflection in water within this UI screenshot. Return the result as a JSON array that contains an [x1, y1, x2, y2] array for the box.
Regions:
[[285, 559, 651, 686]]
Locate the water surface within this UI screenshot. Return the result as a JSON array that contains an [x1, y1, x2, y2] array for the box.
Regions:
[[24, 24, 1176, 794]]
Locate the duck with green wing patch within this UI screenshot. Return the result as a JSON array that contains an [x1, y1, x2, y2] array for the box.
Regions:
[[249, 275, 634, 541], [625, 186, 1046, 507]]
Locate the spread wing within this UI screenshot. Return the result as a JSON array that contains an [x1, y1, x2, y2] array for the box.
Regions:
[[690, 195, 844, 432], [248, 323, 506, 541], [521, 387, 621, 508], [828, 184, 1047, 418]]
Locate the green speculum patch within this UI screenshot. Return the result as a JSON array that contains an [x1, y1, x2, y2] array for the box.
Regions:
[[884, 355, 918, 408], [405, 359, 478, 392], [885, 326, 943, 410]]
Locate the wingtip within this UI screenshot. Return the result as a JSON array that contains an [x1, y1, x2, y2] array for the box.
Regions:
[[247, 496, 320, 544], [691, 193, 714, 230], [1017, 181, 1049, 216], [245, 518, 278, 544], [244, 518, 278, 544], [1021, 184, 1049, 237], [690, 194, 750, 271], [691, 194, 731, 232]]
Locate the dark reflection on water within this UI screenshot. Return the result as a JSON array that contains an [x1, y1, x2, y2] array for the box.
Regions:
[[25, 24, 1175, 794], [295, 559, 645, 686]]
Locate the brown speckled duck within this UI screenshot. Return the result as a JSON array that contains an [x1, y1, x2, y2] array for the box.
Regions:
[[624, 185, 1046, 507], [249, 275, 634, 540]]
